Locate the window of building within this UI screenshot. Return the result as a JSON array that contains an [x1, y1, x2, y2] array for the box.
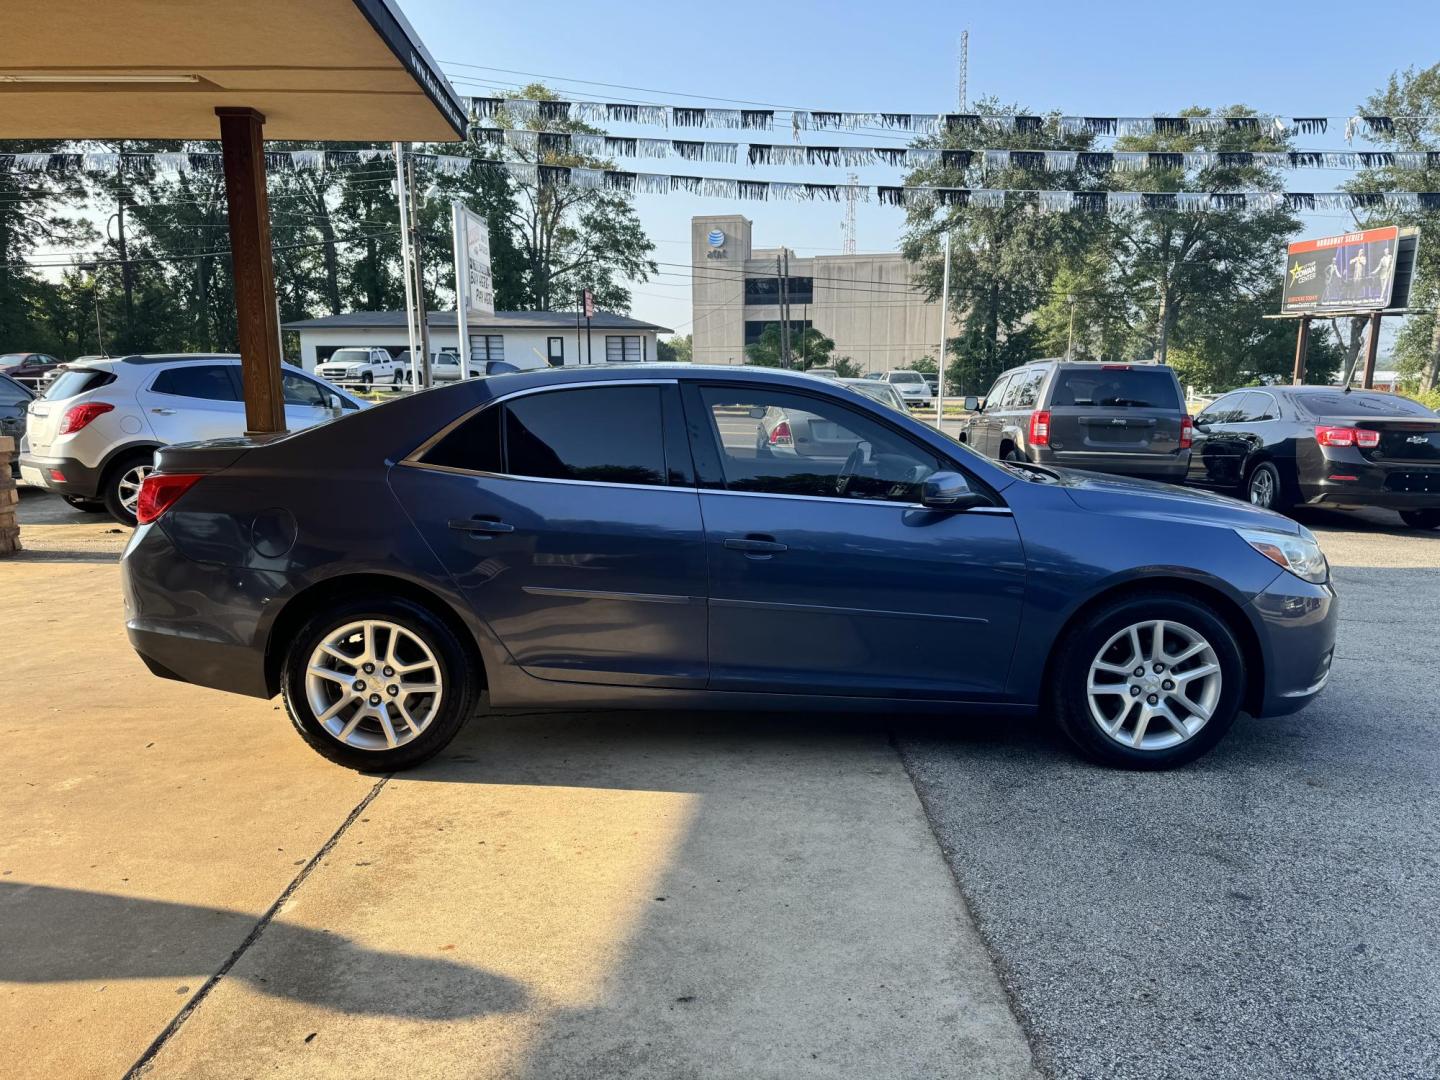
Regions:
[[150, 365, 240, 401], [546, 337, 565, 366], [744, 276, 815, 305], [605, 335, 644, 363], [469, 335, 504, 362], [696, 385, 941, 503], [421, 386, 667, 487], [743, 320, 813, 347]]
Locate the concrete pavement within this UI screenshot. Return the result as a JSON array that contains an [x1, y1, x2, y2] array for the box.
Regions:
[[1, 490, 1037, 1080]]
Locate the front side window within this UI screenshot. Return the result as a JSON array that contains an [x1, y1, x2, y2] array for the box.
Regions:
[[150, 365, 241, 401], [697, 384, 941, 503], [983, 374, 1011, 407], [605, 335, 643, 363], [282, 371, 329, 408], [1198, 393, 1245, 425], [422, 386, 667, 487]]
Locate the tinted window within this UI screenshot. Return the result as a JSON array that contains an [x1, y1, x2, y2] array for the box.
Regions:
[[506, 386, 666, 485], [1050, 368, 1181, 409], [1010, 369, 1046, 409], [698, 385, 941, 503], [0, 354, 26, 370], [984, 374, 1011, 406], [888, 372, 924, 384], [282, 372, 329, 407], [328, 349, 371, 364], [0, 378, 29, 404], [150, 365, 240, 401], [1231, 392, 1278, 423], [1198, 393, 1245, 425], [424, 403, 503, 473], [43, 369, 114, 400], [1294, 391, 1436, 418]]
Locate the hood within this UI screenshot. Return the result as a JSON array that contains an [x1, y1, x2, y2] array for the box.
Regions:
[[1053, 468, 1302, 535]]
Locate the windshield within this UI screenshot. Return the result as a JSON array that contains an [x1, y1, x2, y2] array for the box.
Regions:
[[0, 354, 26, 369], [889, 372, 923, 384], [1050, 367, 1180, 409], [327, 349, 371, 364], [1295, 391, 1436, 418]]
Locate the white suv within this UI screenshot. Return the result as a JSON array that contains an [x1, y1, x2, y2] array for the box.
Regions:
[[315, 347, 402, 388], [19, 354, 364, 524]]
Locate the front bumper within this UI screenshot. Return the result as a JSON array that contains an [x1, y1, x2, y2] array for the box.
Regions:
[[1249, 571, 1338, 717], [17, 452, 103, 498]]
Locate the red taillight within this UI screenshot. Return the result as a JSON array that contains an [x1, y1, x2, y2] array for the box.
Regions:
[[135, 473, 203, 525], [1029, 410, 1051, 446], [768, 419, 793, 446], [1180, 414, 1193, 450], [1316, 425, 1379, 449], [58, 401, 113, 434]]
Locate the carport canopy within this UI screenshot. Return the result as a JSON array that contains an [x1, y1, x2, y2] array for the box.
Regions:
[[2, 0, 466, 431]]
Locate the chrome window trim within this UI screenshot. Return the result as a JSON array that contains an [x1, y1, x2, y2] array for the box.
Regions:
[[700, 487, 1012, 514]]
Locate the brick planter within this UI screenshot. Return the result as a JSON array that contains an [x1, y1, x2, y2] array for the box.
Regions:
[[0, 436, 20, 556]]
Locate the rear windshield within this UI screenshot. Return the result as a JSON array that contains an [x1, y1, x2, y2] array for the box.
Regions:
[[847, 382, 903, 409], [889, 372, 923, 384], [1294, 391, 1435, 418], [1050, 368, 1181, 409], [43, 369, 115, 399]]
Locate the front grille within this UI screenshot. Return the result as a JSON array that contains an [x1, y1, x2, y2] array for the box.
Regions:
[[1383, 470, 1440, 493]]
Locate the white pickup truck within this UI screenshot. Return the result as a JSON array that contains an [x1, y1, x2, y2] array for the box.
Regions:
[[315, 347, 403, 388]]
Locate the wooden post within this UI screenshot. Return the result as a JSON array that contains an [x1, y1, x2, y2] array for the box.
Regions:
[[216, 107, 286, 435], [1291, 316, 1310, 385], [1361, 311, 1382, 390]]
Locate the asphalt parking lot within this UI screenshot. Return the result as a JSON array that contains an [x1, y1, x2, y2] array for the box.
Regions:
[[3, 489, 1438, 1078]]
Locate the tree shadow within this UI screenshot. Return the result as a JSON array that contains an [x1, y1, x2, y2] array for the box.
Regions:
[[0, 881, 526, 1021]]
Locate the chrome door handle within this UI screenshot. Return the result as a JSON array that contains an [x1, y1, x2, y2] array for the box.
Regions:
[[449, 517, 514, 535], [150, 408, 177, 415], [723, 536, 787, 554]]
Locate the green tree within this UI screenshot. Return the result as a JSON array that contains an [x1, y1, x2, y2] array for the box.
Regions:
[[744, 323, 836, 370], [656, 333, 692, 363]]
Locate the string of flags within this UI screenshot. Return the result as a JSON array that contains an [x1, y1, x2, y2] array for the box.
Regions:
[[468, 98, 1430, 143], [5, 146, 1438, 180]]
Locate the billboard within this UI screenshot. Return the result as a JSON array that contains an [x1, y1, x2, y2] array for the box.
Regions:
[[451, 202, 494, 317], [1281, 226, 1400, 314]]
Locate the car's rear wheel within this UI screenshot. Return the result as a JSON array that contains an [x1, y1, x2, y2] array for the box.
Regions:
[[281, 597, 480, 772], [101, 451, 156, 526], [1052, 592, 1245, 769], [62, 495, 106, 513], [1399, 508, 1440, 530], [393, 369, 405, 387], [1245, 461, 1286, 512]]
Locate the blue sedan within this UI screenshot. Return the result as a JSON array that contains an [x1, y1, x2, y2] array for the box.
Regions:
[[120, 365, 1337, 771]]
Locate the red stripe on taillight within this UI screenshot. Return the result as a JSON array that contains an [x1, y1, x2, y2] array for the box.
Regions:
[[1315, 425, 1356, 447], [59, 401, 113, 434], [1029, 410, 1051, 446], [1180, 414, 1193, 450], [769, 419, 793, 446], [135, 473, 203, 525]]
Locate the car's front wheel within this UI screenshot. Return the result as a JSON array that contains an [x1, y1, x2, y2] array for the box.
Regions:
[[1400, 509, 1440, 530], [1052, 592, 1245, 769], [281, 597, 480, 771]]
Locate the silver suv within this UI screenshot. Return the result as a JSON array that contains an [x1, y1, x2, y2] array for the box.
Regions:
[[19, 354, 364, 524]]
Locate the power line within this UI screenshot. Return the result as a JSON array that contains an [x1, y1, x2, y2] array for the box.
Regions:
[[4, 230, 400, 270]]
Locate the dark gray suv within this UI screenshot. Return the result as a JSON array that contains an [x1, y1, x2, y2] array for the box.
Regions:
[[960, 360, 1192, 481]]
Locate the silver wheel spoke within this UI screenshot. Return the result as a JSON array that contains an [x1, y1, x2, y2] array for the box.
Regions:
[[1149, 621, 1167, 662], [397, 701, 422, 735], [1174, 663, 1219, 684], [315, 696, 351, 724], [1131, 709, 1152, 747], [1158, 702, 1189, 736], [376, 706, 399, 748], [308, 666, 354, 687], [319, 642, 357, 665], [400, 682, 439, 696], [1088, 681, 1129, 697], [1168, 641, 1207, 665]]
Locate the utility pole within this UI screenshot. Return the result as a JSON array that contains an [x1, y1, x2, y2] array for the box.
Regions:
[[842, 173, 858, 255], [775, 254, 790, 369], [394, 142, 420, 382], [1065, 294, 1077, 360], [957, 30, 969, 111], [405, 154, 433, 388], [936, 231, 952, 423]]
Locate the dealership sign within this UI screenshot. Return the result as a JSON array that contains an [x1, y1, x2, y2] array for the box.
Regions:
[[451, 202, 494, 317], [1281, 226, 1402, 314]]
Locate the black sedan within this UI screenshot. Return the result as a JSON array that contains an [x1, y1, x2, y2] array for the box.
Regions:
[[1188, 385, 1440, 528]]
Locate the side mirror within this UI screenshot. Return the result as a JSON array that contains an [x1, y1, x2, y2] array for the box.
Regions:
[[921, 471, 989, 511], [326, 394, 343, 412], [964, 395, 981, 412], [748, 406, 768, 420]]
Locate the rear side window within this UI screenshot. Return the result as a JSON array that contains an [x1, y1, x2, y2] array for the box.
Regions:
[[1294, 392, 1435, 418], [150, 365, 240, 401], [43, 370, 115, 399], [1049, 367, 1181, 409], [422, 386, 667, 487]]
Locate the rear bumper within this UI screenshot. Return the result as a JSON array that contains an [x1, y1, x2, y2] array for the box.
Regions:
[[121, 522, 275, 699], [17, 452, 103, 498], [1249, 572, 1338, 717], [1036, 449, 1190, 482], [1299, 463, 1440, 510]]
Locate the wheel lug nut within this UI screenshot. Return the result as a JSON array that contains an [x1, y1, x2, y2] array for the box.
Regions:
[[382, 666, 394, 677], [353, 680, 366, 692], [1133, 667, 1145, 677], [1130, 686, 1141, 696], [363, 663, 375, 674], [369, 694, 381, 706], [387, 685, 398, 696], [1163, 680, 1175, 691], [1147, 694, 1159, 705], [1153, 663, 1165, 674]]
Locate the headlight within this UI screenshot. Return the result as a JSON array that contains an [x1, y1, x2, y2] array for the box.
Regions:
[[1236, 527, 1329, 584]]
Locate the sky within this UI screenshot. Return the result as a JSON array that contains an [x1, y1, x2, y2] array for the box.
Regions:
[[402, 0, 1440, 340]]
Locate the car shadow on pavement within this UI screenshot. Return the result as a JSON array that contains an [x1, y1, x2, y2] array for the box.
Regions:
[[0, 881, 527, 1020]]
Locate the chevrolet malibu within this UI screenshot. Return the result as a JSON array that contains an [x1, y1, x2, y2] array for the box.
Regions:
[[121, 365, 1337, 772]]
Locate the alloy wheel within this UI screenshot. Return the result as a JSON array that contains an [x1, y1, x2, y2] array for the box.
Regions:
[[1249, 468, 1276, 508], [1086, 619, 1222, 751], [116, 464, 154, 517], [304, 619, 444, 751]]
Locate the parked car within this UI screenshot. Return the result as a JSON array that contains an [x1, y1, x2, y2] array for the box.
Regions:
[[315, 347, 402, 388], [0, 352, 61, 388], [921, 373, 940, 396], [122, 365, 1335, 774], [878, 370, 933, 407], [0, 372, 35, 478], [1187, 385, 1440, 528], [400, 351, 483, 384], [19, 354, 364, 525], [958, 360, 1191, 482], [841, 377, 908, 412]]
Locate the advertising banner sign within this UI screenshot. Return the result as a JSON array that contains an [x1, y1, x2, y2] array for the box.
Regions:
[[1282, 226, 1400, 314]]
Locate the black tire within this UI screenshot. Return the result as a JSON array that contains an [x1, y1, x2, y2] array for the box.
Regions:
[[62, 495, 106, 513], [1051, 591, 1246, 770], [360, 371, 373, 387], [281, 596, 481, 772], [393, 369, 405, 387], [1400, 509, 1440, 530], [1244, 460, 1287, 513], [101, 449, 156, 527]]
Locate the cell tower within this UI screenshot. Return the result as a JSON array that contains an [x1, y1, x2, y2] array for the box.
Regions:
[[842, 172, 858, 254], [958, 30, 969, 111]]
